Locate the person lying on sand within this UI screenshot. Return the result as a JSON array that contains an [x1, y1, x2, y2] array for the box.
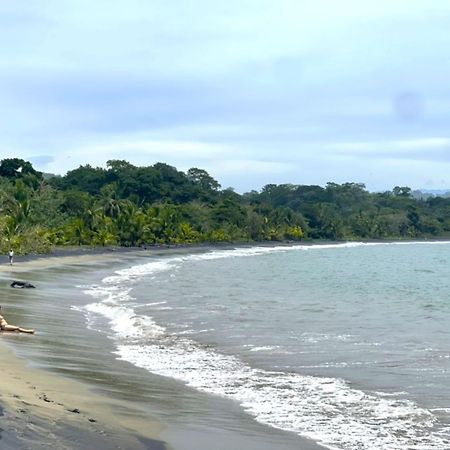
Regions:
[[0, 306, 34, 334]]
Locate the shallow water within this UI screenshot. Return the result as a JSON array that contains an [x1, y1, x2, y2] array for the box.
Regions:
[[4, 242, 450, 450]]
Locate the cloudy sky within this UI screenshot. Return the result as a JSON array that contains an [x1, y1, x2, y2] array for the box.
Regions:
[[1, 1, 449, 192]]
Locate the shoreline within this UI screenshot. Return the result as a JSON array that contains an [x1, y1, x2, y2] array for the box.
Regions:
[[2, 237, 450, 273], [0, 242, 331, 450], [1, 239, 449, 449], [0, 249, 173, 450], [0, 242, 313, 449]]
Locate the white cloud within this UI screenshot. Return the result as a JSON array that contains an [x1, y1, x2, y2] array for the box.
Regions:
[[43, 139, 227, 174], [205, 159, 291, 175], [326, 137, 450, 160]]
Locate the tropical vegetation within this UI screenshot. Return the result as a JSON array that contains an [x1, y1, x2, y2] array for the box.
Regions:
[[0, 158, 449, 254]]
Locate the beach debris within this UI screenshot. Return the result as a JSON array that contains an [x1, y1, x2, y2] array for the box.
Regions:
[[10, 281, 36, 289], [68, 408, 80, 414], [88, 417, 97, 423], [39, 394, 53, 403]]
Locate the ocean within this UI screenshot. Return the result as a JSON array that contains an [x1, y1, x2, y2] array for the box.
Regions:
[[5, 242, 450, 450]]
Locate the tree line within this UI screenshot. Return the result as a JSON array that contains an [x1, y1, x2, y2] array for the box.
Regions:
[[0, 158, 449, 254]]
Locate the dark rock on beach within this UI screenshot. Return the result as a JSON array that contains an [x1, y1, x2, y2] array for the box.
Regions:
[[10, 281, 36, 289]]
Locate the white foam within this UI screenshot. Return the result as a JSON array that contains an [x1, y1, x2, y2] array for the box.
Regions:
[[140, 301, 167, 307], [83, 301, 165, 339], [299, 332, 355, 343], [374, 391, 409, 397], [78, 243, 450, 450], [172, 328, 214, 336], [102, 260, 175, 284], [116, 340, 450, 450], [249, 345, 282, 352], [80, 282, 165, 340]]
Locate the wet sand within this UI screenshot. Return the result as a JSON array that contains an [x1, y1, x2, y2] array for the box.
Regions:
[[0, 342, 166, 450], [0, 249, 142, 274], [0, 250, 169, 450]]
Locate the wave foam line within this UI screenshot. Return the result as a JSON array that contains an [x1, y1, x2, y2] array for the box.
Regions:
[[116, 339, 450, 450], [99, 240, 450, 286]]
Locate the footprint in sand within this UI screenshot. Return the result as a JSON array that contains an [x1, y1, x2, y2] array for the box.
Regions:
[[39, 393, 53, 403]]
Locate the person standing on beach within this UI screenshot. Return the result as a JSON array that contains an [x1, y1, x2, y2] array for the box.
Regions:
[[8, 249, 14, 265], [0, 306, 34, 334]]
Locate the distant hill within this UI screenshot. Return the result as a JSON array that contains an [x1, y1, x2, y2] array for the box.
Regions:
[[42, 172, 60, 180], [412, 189, 450, 199]]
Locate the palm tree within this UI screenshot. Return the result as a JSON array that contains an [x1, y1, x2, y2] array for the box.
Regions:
[[66, 218, 89, 245], [99, 183, 122, 219], [116, 201, 146, 246]]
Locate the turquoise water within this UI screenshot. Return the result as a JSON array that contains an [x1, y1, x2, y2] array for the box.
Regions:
[[81, 242, 450, 450]]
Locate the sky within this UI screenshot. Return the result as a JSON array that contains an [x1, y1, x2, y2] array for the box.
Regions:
[[0, 0, 449, 192]]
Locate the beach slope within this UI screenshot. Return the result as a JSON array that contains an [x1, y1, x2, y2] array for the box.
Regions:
[[0, 337, 166, 449]]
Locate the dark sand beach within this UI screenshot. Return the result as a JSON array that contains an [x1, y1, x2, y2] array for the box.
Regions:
[[0, 343, 165, 450], [0, 249, 169, 450]]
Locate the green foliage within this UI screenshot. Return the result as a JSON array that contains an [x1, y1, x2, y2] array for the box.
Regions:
[[187, 167, 221, 191], [52, 164, 108, 194], [1, 157, 450, 254], [59, 190, 91, 217], [0, 158, 41, 179]]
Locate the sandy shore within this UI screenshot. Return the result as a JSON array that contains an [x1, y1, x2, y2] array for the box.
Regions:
[[0, 249, 142, 273], [0, 249, 171, 450], [0, 240, 321, 274], [0, 342, 167, 450]]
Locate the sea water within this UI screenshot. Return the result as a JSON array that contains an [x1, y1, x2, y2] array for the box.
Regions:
[[75, 242, 450, 450]]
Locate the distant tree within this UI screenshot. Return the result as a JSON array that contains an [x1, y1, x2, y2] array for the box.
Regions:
[[187, 168, 221, 191], [60, 190, 92, 216], [0, 158, 41, 179], [57, 165, 107, 195], [106, 159, 136, 174], [392, 186, 412, 197]]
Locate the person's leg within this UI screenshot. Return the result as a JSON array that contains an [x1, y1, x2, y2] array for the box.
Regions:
[[2, 325, 34, 333], [18, 327, 34, 334]]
